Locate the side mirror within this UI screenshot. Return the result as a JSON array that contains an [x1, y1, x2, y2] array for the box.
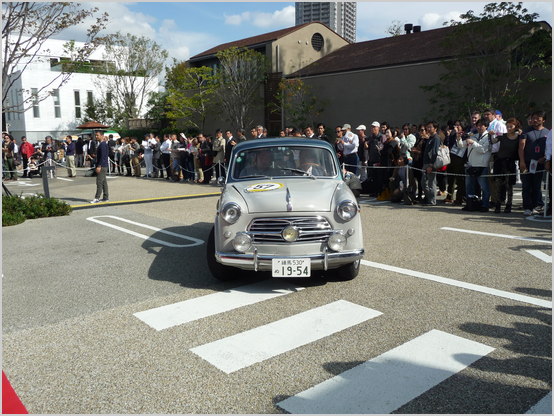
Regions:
[[217, 176, 226, 186]]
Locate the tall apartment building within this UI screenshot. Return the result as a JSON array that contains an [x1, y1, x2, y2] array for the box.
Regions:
[[295, 2, 356, 43]]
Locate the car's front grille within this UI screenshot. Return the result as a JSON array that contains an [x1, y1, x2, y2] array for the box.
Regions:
[[248, 217, 333, 243]]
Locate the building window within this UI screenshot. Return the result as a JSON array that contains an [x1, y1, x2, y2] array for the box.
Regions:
[[32, 88, 40, 118], [311, 33, 324, 52], [87, 91, 93, 106], [74, 90, 81, 118], [53, 89, 61, 118]]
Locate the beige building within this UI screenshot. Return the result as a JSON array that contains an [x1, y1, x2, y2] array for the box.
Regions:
[[187, 22, 349, 134], [184, 21, 551, 135]]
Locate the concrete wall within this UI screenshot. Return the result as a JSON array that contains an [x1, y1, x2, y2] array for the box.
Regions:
[[298, 62, 552, 131], [269, 23, 349, 76]]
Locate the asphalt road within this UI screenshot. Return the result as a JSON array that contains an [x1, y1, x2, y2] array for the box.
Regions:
[[2, 173, 552, 414]]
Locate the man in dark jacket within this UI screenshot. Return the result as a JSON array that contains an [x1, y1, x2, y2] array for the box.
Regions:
[[364, 122, 383, 195], [519, 109, 549, 215], [422, 121, 441, 206], [91, 131, 109, 203], [356, 125, 368, 181], [316, 123, 331, 145]]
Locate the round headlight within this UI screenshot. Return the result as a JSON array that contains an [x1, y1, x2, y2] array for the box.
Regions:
[[328, 232, 347, 252], [233, 233, 252, 253], [282, 226, 299, 242], [221, 203, 242, 224], [337, 200, 357, 221]]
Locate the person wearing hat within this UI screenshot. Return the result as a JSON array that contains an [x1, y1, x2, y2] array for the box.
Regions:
[[337, 124, 359, 175], [356, 124, 368, 181], [364, 122, 384, 195], [495, 110, 506, 125]]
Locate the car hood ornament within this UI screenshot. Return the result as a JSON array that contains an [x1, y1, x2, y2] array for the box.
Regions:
[[286, 187, 292, 211]]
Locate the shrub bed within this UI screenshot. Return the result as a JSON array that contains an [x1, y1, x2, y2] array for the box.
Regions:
[[2, 194, 72, 227]]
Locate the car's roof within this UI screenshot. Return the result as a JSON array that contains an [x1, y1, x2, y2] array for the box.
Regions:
[[234, 137, 334, 152]]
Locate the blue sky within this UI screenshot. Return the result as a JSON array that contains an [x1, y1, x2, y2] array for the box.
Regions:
[[59, 2, 552, 66]]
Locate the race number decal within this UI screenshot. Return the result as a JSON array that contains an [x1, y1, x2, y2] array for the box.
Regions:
[[245, 182, 283, 193]]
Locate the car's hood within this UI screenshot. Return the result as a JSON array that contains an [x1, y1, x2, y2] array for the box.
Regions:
[[232, 179, 339, 213]]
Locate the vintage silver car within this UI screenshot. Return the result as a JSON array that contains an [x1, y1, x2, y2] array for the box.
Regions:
[[207, 138, 364, 281]]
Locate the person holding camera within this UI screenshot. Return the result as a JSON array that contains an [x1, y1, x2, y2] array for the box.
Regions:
[[456, 118, 491, 212]]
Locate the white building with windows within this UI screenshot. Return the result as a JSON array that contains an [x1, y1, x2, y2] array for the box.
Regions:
[[4, 38, 158, 143], [295, 2, 357, 43]]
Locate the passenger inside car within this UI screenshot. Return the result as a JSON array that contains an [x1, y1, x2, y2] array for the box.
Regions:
[[239, 149, 281, 177]]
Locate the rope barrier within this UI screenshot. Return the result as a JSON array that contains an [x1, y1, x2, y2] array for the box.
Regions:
[[341, 162, 547, 178]]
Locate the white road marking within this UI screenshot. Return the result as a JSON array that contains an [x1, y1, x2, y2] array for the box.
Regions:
[[86, 215, 204, 247], [441, 227, 552, 245], [361, 260, 552, 308], [190, 300, 382, 374], [526, 391, 552, 414], [134, 280, 305, 331], [3, 181, 40, 187], [56, 177, 73, 181], [525, 250, 552, 263], [276, 329, 495, 414]]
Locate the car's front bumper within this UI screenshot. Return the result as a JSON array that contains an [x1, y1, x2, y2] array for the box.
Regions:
[[216, 247, 365, 272]]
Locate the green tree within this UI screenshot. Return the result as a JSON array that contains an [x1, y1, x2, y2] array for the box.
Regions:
[[82, 97, 123, 127], [421, 2, 552, 121], [213, 47, 268, 132], [271, 77, 328, 129], [145, 91, 171, 130], [2, 2, 108, 114], [165, 61, 215, 132], [94, 32, 168, 123], [385, 20, 406, 37]]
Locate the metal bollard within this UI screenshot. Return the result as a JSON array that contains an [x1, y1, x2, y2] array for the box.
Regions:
[[42, 166, 56, 199]]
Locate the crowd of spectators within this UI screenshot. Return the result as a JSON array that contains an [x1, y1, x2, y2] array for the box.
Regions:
[[2, 109, 552, 216]]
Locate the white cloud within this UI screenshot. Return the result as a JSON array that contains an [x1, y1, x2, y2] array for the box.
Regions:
[[225, 12, 251, 26], [51, 2, 157, 41], [419, 13, 442, 29], [224, 6, 294, 29]]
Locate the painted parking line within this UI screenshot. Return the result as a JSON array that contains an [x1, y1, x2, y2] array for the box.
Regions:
[[441, 227, 552, 245], [190, 300, 382, 374], [276, 329, 495, 414], [525, 250, 552, 263], [134, 279, 305, 331], [361, 260, 552, 308], [86, 215, 204, 247]]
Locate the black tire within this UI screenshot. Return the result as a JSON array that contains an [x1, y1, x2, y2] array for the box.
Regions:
[[335, 259, 361, 281], [206, 226, 238, 281]]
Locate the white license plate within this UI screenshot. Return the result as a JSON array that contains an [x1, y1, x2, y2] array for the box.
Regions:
[[272, 258, 311, 277]]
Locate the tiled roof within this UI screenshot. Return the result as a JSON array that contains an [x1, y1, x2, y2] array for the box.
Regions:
[[290, 25, 457, 77], [190, 22, 346, 60], [291, 20, 550, 77]]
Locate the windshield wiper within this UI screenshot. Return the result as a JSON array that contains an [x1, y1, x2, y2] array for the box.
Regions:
[[277, 166, 317, 179], [239, 174, 272, 179]]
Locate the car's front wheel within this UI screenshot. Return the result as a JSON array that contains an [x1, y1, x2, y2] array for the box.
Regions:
[[335, 259, 360, 281], [206, 226, 238, 281]]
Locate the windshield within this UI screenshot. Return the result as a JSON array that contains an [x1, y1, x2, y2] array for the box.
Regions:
[[232, 146, 338, 180]]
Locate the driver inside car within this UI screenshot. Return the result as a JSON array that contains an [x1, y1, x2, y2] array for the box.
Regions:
[[239, 149, 281, 177], [298, 149, 326, 176]]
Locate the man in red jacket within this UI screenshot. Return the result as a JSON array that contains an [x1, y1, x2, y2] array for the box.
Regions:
[[19, 136, 34, 178]]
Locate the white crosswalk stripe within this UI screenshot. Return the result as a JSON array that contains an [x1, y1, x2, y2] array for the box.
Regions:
[[134, 279, 304, 330], [276, 329, 495, 414], [132, 279, 546, 412], [189, 300, 383, 374]]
